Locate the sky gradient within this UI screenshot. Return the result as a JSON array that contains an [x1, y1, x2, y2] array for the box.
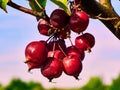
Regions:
[[0, 0, 120, 88]]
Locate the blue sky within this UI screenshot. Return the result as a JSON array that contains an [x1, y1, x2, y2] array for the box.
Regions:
[[0, 0, 120, 88]]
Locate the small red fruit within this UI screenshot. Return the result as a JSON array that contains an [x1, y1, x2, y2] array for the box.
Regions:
[[66, 46, 85, 61], [38, 19, 52, 36], [63, 56, 82, 79], [69, 10, 89, 33], [50, 9, 70, 28], [41, 57, 63, 82], [75, 33, 95, 51], [25, 41, 48, 71]]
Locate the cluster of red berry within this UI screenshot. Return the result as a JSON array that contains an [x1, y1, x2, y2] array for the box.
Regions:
[[24, 3, 95, 82]]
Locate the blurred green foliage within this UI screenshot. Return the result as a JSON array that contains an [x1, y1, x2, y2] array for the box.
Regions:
[[108, 74, 120, 90], [80, 77, 106, 90], [1, 74, 120, 90]]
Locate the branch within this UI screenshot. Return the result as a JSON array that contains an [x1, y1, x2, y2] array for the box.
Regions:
[[79, 0, 120, 40], [7, 0, 49, 21], [90, 14, 119, 20]]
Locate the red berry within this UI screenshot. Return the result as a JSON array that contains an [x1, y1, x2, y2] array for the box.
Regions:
[[75, 33, 95, 52], [25, 41, 48, 71], [66, 45, 85, 61], [38, 19, 52, 36], [69, 11, 89, 33], [50, 9, 70, 28], [41, 57, 63, 82], [83, 33, 95, 48], [63, 56, 82, 79]]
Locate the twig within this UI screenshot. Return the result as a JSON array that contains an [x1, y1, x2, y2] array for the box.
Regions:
[[89, 14, 119, 20], [96, 15, 118, 20], [7, 0, 49, 20]]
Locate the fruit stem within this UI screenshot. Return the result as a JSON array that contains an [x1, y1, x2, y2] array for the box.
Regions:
[[74, 76, 80, 80], [58, 42, 67, 57], [49, 78, 53, 82], [69, 37, 74, 46], [46, 34, 55, 43]]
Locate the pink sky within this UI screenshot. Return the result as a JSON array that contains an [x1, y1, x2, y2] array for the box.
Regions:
[[0, 0, 120, 88]]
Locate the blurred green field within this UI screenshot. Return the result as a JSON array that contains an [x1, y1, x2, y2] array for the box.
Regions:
[[0, 74, 120, 90]]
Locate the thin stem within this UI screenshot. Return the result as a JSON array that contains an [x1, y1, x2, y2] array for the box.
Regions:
[[46, 34, 55, 43], [69, 37, 74, 46], [58, 42, 67, 57]]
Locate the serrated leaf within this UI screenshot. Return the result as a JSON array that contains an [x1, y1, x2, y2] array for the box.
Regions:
[[50, 0, 71, 15], [0, 0, 8, 12], [29, 0, 47, 20]]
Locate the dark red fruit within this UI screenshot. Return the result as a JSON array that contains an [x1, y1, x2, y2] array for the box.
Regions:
[[38, 19, 52, 36], [50, 9, 70, 28], [75, 33, 95, 51], [25, 41, 48, 71], [47, 39, 66, 52], [41, 57, 63, 82], [66, 46, 85, 61], [48, 50, 65, 60], [69, 10, 89, 33], [63, 56, 82, 79]]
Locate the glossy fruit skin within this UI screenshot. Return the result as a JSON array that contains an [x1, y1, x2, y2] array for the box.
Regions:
[[41, 57, 63, 82], [66, 46, 85, 61], [50, 9, 70, 28], [48, 50, 65, 60], [63, 56, 82, 79], [38, 19, 52, 36], [75, 33, 95, 51], [83, 33, 95, 48], [69, 11, 89, 33], [25, 41, 48, 71]]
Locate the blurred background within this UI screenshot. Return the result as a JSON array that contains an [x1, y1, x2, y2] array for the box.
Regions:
[[0, 0, 120, 90]]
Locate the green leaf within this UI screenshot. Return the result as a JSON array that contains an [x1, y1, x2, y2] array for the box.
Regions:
[[0, 0, 8, 12], [29, 0, 47, 20], [29, 0, 47, 12], [50, 0, 71, 15]]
